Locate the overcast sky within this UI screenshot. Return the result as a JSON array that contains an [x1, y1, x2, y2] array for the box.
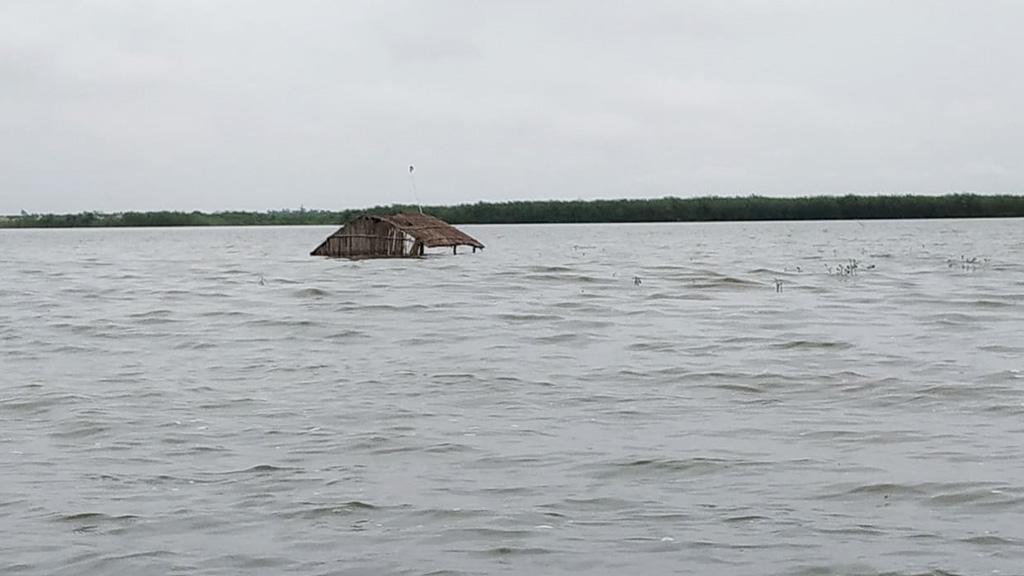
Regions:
[[2, 1, 1022, 213]]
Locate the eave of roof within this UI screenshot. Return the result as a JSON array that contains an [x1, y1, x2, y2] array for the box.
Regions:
[[364, 213, 484, 248]]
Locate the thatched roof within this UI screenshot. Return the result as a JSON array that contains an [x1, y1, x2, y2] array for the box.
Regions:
[[366, 213, 484, 248], [310, 212, 484, 258]]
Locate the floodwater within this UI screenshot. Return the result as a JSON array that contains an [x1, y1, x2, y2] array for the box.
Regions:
[[2, 220, 1024, 576]]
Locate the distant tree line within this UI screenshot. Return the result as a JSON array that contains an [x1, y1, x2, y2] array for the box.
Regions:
[[2, 194, 1023, 228]]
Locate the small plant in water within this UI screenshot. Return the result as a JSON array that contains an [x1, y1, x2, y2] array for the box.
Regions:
[[826, 259, 860, 276], [824, 259, 876, 278], [947, 255, 989, 272]]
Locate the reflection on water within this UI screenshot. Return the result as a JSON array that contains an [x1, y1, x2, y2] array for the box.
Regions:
[[2, 219, 1024, 575]]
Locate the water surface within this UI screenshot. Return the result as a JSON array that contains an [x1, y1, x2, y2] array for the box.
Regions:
[[2, 220, 1023, 575]]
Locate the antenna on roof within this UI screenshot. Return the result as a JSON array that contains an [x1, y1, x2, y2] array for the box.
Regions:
[[408, 165, 423, 214]]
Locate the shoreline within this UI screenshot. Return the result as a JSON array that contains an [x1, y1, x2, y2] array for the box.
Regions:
[[3, 193, 1023, 228]]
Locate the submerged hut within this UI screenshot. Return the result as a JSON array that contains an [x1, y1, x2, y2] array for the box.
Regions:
[[310, 213, 484, 259]]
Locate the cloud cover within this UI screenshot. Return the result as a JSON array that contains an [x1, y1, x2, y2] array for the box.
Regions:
[[1, 1, 1022, 213]]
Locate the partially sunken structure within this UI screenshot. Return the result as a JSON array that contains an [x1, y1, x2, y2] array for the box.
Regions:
[[310, 213, 484, 259]]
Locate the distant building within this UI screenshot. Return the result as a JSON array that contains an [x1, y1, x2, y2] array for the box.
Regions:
[[310, 213, 484, 259]]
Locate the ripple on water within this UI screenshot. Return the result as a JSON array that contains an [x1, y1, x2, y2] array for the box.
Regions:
[[4, 221, 1024, 575], [583, 457, 765, 480], [278, 501, 378, 520]]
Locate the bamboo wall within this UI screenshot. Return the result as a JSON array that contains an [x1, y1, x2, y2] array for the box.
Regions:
[[315, 218, 410, 258]]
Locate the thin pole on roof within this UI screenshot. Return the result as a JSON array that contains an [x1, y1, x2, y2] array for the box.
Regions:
[[408, 165, 423, 214]]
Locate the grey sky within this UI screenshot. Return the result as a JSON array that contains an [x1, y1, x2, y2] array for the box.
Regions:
[[2, 1, 1022, 213]]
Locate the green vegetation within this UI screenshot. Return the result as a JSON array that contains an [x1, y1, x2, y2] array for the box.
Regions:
[[2, 194, 1023, 228]]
